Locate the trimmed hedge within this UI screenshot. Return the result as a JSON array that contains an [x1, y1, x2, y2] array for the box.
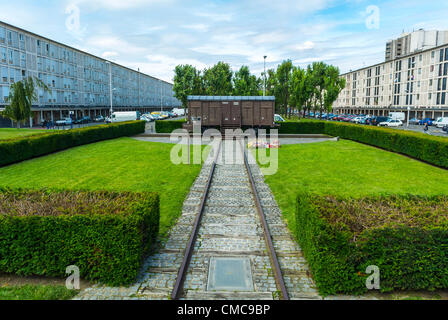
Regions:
[[155, 119, 186, 133], [0, 189, 159, 286], [0, 121, 145, 167], [277, 120, 325, 134], [277, 120, 448, 169], [296, 193, 448, 295]]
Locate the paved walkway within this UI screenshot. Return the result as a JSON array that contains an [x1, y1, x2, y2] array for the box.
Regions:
[[74, 139, 320, 300]]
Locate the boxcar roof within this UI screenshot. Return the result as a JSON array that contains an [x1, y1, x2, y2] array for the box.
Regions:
[[187, 96, 275, 101]]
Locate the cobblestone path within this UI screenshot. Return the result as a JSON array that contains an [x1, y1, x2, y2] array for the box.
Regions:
[[74, 139, 320, 300]]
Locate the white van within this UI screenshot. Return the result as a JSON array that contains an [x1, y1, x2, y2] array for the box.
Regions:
[[389, 112, 405, 121], [172, 108, 185, 117], [108, 111, 141, 123], [435, 117, 448, 128]]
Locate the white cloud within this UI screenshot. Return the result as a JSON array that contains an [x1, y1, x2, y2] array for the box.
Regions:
[[68, 0, 169, 10], [181, 24, 209, 32]]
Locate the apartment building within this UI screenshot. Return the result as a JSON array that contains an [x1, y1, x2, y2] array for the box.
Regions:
[[0, 21, 181, 127], [386, 30, 448, 61], [334, 34, 448, 120]]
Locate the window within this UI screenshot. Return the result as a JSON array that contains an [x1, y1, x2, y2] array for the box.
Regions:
[[1, 66, 8, 83], [0, 27, 5, 43], [0, 47, 6, 62]]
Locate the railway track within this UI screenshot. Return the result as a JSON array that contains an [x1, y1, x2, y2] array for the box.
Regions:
[[171, 137, 289, 300]]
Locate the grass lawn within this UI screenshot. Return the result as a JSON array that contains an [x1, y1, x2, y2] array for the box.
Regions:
[[256, 140, 448, 234], [0, 137, 203, 236], [0, 128, 50, 140], [0, 285, 78, 300]]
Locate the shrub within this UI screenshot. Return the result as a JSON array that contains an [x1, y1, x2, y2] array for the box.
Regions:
[[0, 188, 159, 286], [155, 120, 186, 133], [277, 120, 324, 134], [0, 121, 145, 167], [276, 120, 448, 169], [296, 193, 448, 295]]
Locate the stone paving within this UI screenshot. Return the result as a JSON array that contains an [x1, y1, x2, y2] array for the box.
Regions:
[[74, 139, 319, 300]]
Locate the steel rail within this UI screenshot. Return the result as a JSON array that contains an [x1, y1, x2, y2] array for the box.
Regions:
[[171, 140, 222, 300], [239, 139, 290, 300]]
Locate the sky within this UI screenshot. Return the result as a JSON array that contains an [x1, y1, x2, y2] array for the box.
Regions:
[[1, 0, 448, 83]]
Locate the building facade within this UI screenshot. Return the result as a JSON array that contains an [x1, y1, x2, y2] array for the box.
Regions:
[[386, 30, 448, 61], [334, 36, 448, 120], [0, 21, 181, 127]]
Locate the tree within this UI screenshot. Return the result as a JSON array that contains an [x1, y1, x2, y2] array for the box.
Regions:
[[290, 66, 307, 119], [265, 69, 278, 96], [311, 61, 328, 119], [324, 65, 346, 116], [2, 76, 50, 128], [203, 62, 233, 96], [233, 65, 260, 96], [173, 65, 199, 109], [274, 60, 293, 117]]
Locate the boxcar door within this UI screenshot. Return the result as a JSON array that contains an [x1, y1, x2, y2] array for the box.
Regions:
[[201, 102, 209, 126], [260, 101, 273, 126], [190, 101, 201, 121], [231, 101, 241, 126], [209, 102, 221, 126], [242, 101, 254, 127], [222, 101, 231, 125]]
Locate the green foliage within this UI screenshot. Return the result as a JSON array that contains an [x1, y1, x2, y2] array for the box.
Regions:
[[173, 65, 202, 109], [274, 60, 293, 116], [2, 77, 51, 128], [296, 194, 448, 295], [0, 121, 145, 167], [155, 119, 186, 133], [203, 61, 233, 96], [233, 65, 260, 96], [0, 189, 159, 286], [276, 120, 448, 169], [323, 121, 448, 169], [277, 120, 325, 134], [0, 285, 79, 300]]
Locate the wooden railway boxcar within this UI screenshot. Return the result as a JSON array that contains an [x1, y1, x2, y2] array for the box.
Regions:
[[184, 96, 276, 132]]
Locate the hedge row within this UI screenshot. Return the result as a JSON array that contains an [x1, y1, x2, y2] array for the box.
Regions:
[[0, 189, 159, 286], [296, 193, 448, 295], [278, 120, 325, 134], [0, 121, 146, 167], [277, 120, 448, 169], [155, 120, 186, 133]]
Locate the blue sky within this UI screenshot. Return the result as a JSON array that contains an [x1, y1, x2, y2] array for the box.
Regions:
[[1, 0, 448, 82]]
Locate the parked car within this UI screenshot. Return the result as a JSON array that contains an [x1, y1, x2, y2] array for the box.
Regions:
[[56, 118, 72, 126], [379, 119, 403, 127], [94, 115, 105, 122], [274, 114, 286, 122], [141, 114, 155, 122], [418, 118, 433, 126], [443, 125, 448, 132], [371, 116, 390, 126], [434, 117, 448, 128], [172, 108, 186, 117], [408, 118, 420, 125]]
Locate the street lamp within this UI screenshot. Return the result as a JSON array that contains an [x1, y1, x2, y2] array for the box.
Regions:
[[263, 55, 267, 96]]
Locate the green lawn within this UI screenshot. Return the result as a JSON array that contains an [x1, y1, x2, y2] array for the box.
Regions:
[[256, 140, 448, 234], [0, 128, 50, 140], [0, 285, 78, 300], [0, 137, 203, 236]]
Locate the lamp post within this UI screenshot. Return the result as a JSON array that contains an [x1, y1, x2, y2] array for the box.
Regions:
[[263, 55, 267, 96]]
